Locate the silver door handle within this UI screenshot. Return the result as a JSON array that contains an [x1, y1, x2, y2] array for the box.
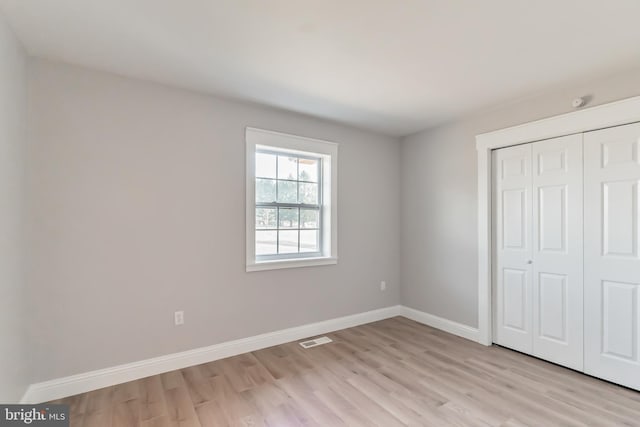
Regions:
[[527, 260, 533, 264]]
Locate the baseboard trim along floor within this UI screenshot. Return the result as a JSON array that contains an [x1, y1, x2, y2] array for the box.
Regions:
[[401, 306, 481, 342], [21, 305, 479, 403]]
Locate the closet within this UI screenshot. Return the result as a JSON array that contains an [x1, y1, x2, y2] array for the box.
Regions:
[[492, 121, 640, 391]]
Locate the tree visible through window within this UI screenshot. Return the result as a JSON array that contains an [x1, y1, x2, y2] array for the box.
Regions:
[[255, 150, 322, 259]]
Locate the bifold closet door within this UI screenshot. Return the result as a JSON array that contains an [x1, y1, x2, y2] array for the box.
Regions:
[[584, 122, 640, 390], [531, 135, 583, 370], [494, 135, 583, 370], [494, 144, 534, 354]]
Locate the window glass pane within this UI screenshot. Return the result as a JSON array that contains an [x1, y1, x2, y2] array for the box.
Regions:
[[278, 207, 299, 229], [256, 230, 277, 255], [256, 178, 276, 203], [278, 230, 298, 254], [256, 152, 276, 179], [300, 209, 319, 229], [300, 230, 319, 253], [298, 158, 318, 182], [277, 180, 298, 203], [299, 182, 318, 204], [277, 155, 298, 180], [256, 208, 276, 229]]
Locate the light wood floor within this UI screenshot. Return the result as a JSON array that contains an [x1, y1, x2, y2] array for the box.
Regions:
[[50, 317, 640, 426]]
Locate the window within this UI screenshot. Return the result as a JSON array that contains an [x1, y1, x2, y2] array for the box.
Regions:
[[246, 127, 337, 271]]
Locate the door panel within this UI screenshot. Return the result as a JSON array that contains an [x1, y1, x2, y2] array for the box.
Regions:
[[601, 281, 638, 361], [538, 272, 567, 342], [493, 144, 533, 353], [585, 122, 640, 390], [538, 185, 566, 252], [503, 189, 527, 249], [602, 180, 638, 257], [601, 138, 639, 168], [503, 269, 528, 331], [531, 134, 583, 370]]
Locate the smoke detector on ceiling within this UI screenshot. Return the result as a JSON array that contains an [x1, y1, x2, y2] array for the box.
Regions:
[[572, 97, 587, 108]]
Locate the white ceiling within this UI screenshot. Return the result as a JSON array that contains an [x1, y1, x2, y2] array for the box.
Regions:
[[2, 1, 640, 136]]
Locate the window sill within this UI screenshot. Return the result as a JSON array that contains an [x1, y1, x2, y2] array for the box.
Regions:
[[246, 256, 338, 272]]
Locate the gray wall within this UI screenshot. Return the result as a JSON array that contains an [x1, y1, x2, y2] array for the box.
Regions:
[[20, 48, 640, 386], [26, 59, 401, 382], [400, 68, 640, 328], [0, 13, 28, 402]]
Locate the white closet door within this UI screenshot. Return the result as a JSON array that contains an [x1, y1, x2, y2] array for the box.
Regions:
[[531, 135, 583, 370], [584, 122, 640, 390], [493, 144, 533, 353]]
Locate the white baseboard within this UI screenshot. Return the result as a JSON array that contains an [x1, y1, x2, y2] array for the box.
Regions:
[[21, 305, 481, 404], [21, 305, 403, 404], [400, 306, 480, 343]]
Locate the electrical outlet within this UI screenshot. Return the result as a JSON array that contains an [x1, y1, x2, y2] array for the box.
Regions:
[[174, 310, 184, 326], [380, 281, 387, 291]]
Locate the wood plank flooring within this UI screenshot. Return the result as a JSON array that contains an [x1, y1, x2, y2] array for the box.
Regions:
[[49, 317, 640, 426]]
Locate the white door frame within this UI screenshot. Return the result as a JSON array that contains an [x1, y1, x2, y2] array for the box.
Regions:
[[475, 95, 640, 346]]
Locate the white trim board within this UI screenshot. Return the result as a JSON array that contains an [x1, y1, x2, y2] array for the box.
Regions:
[[475, 95, 640, 346], [21, 305, 402, 404], [401, 307, 480, 342], [20, 305, 483, 404], [476, 95, 640, 150]]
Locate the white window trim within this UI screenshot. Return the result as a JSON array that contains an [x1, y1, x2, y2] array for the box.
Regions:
[[246, 127, 338, 272], [475, 95, 640, 346]]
